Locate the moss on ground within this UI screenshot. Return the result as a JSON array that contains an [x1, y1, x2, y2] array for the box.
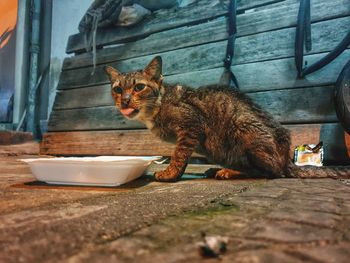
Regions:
[[131, 197, 243, 252]]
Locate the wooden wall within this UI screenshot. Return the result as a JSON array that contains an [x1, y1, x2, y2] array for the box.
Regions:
[[41, 0, 350, 163]]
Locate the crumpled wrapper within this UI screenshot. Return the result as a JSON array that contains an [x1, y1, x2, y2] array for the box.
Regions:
[[294, 142, 323, 167]]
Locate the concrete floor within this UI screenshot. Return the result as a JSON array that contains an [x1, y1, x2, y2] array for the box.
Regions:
[[1, 155, 350, 263]]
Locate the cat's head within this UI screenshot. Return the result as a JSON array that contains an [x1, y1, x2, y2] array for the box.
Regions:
[[104, 56, 164, 121]]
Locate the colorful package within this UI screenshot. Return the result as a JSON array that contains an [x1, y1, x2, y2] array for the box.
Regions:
[[294, 142, 323, 167]]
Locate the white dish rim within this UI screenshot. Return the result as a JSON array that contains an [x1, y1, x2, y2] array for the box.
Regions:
[[20, 156, 163, 164]]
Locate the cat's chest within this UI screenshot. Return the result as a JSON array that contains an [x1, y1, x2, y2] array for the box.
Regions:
[[149, 119, 177, 144], [144, 120, 155, 130]]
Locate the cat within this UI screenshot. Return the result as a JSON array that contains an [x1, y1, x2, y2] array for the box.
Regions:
[[104, 56, 350, 182]]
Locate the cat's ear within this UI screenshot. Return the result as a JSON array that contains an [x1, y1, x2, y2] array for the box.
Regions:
[[143, 56, 162, 81], [104, 66, 121, 82]]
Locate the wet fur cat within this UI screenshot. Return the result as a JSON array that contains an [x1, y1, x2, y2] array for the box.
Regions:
[[104, 56, 350, 181]]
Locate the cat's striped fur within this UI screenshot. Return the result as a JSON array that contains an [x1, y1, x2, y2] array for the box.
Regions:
[[104, 56, 350, 181]]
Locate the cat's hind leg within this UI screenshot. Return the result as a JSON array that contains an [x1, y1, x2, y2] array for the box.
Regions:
[[246, 143, 286, 178]]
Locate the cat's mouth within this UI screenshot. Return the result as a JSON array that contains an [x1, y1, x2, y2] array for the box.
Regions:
[[119, 107, 140, 118]]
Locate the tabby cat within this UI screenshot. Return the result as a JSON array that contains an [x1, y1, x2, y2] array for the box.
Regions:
[[104, 56, 350, 181]]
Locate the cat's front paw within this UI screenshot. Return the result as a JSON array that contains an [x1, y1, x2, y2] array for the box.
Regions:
[[154, 170, 179, 182]]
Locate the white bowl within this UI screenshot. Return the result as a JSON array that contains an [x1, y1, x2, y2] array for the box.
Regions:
[[21, 156, 161, 187]]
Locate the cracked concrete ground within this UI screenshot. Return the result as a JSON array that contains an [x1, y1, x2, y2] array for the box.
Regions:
[[1, 156, 350, 263]]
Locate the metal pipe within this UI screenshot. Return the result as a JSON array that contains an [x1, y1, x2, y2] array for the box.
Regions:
[[13, 0, 30, 128], [26, 0, 41, 137]]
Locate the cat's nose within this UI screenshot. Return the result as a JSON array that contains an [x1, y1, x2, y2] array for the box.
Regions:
[[121, 101, 130, 108], [121, 93, 131, 107]]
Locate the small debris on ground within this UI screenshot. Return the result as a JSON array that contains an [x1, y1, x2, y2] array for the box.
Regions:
[[197, 232, 229, 258], [339, 179, 350, 185]]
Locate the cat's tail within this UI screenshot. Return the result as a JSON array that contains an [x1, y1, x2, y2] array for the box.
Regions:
[[287, 164, 350, 179]]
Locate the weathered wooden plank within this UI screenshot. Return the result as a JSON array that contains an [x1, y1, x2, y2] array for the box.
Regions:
[[0, 142, 39, 156], [166, 50, 350, 92], [40, 123, 350, 164], [55, 50, 350, 110], [252, 0, 299, 11], [49, 86, 337, 131], [64, 16, 230, 70], [0, 131, 34, 145], [41, 129, 175, 156], [59, 16, 350, 89], [48, 107, 144, 131], [251, 86, 337, 124], [66, 0, 287, 54], [63, 0, 350, 70], [54, 85, 114, 110]]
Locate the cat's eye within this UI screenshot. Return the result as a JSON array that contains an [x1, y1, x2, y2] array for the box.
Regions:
[[134, 83, 146, 92], [113, 86, 123, 94]]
